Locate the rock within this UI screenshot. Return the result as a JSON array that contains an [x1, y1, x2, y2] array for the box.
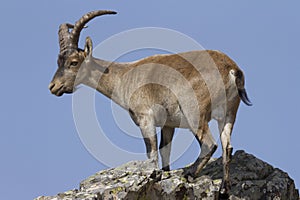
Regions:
[[35, 150, 299, 200]]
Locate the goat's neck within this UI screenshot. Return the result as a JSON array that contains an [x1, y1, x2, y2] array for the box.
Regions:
[[82, 57, 124, 101]]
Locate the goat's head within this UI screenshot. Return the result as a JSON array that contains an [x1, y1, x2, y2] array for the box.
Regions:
[[49, 10, 117, 96]]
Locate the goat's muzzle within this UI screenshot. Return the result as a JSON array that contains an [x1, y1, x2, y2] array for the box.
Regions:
[[49, 82, 65, 96]]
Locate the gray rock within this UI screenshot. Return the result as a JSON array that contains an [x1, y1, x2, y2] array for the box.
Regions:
[[35, 150, 299, 200]]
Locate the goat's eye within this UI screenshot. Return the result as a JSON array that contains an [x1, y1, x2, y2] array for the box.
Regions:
[[70, 61, 78, 66]]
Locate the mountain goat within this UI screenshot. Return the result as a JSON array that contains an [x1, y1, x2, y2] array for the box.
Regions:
[[49, 10, 252, 197]]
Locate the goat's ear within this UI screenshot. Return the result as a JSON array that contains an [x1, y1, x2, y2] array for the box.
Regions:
[[84, 37, 93, 57]]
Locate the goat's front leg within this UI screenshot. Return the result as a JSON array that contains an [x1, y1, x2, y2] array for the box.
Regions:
[[160, 126, 175, 171], [219, 122, 234, 198], [138, 114, 159, 168]]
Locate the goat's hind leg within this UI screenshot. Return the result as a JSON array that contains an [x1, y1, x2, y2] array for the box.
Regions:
[[219, 121, 234, 198], [184, 123, 217, 177]]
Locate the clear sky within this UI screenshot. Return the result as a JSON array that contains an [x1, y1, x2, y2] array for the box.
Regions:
[[0, 1, 299, 199]]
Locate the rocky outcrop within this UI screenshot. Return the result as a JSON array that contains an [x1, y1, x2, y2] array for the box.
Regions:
[[36, 150, 299, 200]]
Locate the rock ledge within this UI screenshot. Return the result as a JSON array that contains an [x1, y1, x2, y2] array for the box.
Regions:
[[36, 150, 299, 200]]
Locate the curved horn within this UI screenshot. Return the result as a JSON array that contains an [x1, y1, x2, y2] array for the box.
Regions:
[[70, 10, 117, 49], [58, 23, 74, 54]]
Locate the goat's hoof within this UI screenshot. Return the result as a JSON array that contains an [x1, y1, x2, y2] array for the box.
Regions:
[[183, 170, 193, 179], [219, 180, 231, 199], [183, 168, 199, 183], [183, 167, 192, 176], [162, 166, 170, 171], [219, 188, 229, 200]]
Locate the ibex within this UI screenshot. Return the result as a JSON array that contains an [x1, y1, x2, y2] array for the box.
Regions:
[[49, 10, 252, 197]]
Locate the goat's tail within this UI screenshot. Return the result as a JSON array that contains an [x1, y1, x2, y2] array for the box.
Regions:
[[233, 69, 253, 106], [238, 88, 252, 106]]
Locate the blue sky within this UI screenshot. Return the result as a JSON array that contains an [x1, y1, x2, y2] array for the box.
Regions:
[[0, 1, 299, 199]]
